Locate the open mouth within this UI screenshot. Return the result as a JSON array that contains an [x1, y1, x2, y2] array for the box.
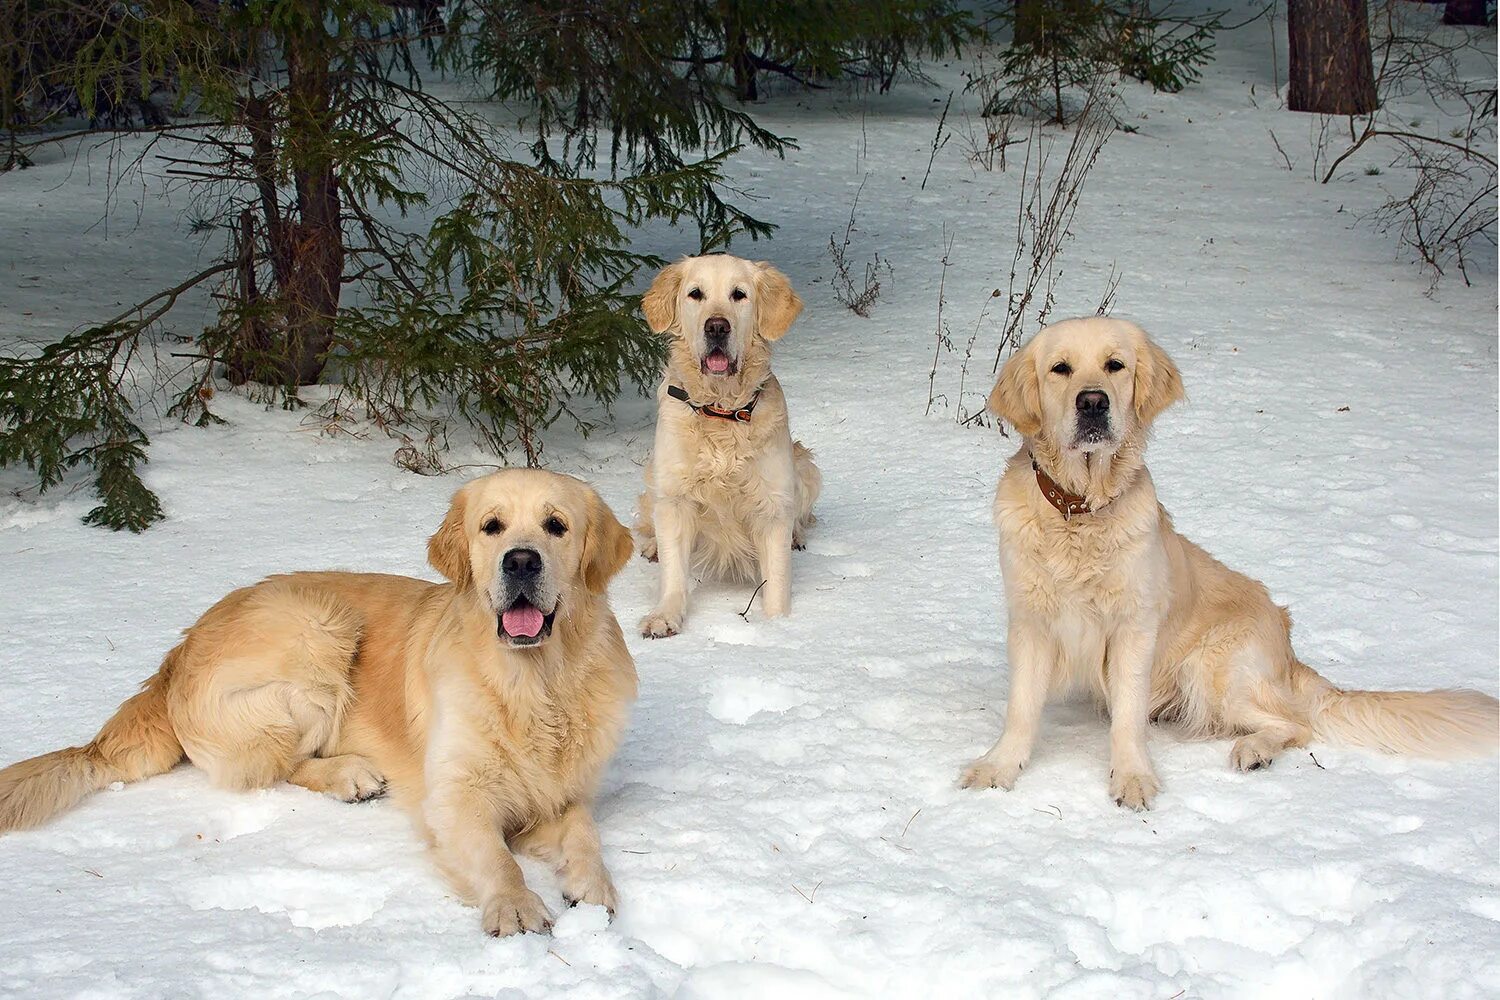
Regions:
[[701, 348, 736, 376], [498, 597, 557, 646]]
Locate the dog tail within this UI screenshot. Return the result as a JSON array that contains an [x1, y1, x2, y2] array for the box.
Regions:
[[0, 648, 185, 832], [1299, 662, 1499, 758]]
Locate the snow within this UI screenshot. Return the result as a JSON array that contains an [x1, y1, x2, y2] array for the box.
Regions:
[[1, 6, 1497, 998]]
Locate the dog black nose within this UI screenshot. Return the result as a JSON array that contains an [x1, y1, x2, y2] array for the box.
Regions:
[[704, 316, 730, 339], [1076, 390, 1110, 414], [502, 548, 542, 579]]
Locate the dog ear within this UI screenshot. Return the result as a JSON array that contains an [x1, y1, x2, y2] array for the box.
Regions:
[[1133, 334, 1184, 427], [581, 489, 633, 594], [642, 260, 686, 333], [988, 344, 1042, 438], [428, 484, 473, 590], [754, 262, 803, 341]]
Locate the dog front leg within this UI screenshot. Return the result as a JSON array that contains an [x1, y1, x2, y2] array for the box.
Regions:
[[1105, 624, 1161, 810], [426, 784, 551, 937], [640, 496, 695, 638], [757, 517, 794, 618], [961, 618, 1052, 790], [511, 801, 617, 915]]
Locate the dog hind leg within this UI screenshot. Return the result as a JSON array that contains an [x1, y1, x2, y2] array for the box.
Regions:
[[171, 582, 372, 798], [791, 442, 820, 550]]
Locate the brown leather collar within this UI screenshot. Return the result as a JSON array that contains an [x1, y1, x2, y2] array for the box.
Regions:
[[1032, 456, 1096, 519], [667, 384, 761, 422]]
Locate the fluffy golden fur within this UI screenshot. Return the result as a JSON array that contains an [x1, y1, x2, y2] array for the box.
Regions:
[[635, 254, 821, 637], [962, 317, 1498, 809], [0, 469, 637, 936]]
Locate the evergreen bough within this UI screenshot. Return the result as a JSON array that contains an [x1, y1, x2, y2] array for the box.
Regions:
[[982, 0, 1223, 124], [0, 0, 969, 529]]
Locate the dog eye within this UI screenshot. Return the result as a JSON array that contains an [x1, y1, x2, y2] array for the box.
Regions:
[[1050, 362, 1072, 376], [543, 516, 567, 537], [1105, 359, 1126, 373], [481, 517, 503, 536], [686, 288, 704, 301], [730, 288, 747, 301]]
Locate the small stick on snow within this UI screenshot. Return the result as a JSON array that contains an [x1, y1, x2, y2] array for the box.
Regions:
[[738, 580, 767, 622], [1267, 129, 1294, 171], [792, 880, 823, 904], [900, 808, 922, 839], [1308, 752, 1326, 770]]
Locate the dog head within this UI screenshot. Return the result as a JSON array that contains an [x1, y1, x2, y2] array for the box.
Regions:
[[988, 317, 1183, 454], [641, 254, 802, 380], [427, 469, 633, 649]]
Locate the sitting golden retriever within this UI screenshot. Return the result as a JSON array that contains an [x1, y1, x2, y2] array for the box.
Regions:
[[0, 469, 637, 936], [962, 317, 1497, 809], [634, 254, 821, 637]]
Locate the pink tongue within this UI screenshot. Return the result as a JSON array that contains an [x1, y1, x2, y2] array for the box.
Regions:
[[705, 352, 729, 374], [502, 605, 545, 638]]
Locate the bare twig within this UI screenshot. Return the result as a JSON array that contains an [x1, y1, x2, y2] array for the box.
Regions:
[[739, 580, 768, 622], [1267, 129, 1294, 171], [791, 880, 823, 904], [920, 91, 953, 190], [925, 227, 956, 417], [827, 176, 889, 317]]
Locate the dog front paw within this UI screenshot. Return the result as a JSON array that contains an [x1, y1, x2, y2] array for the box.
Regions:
[[562, 869, 618, 918], [482, 888, 553, 937], [1109, 769, 1160, 811], [637, 536, 658, 562], [959, 756, 1024, 791], [639, 608, 683, 638]]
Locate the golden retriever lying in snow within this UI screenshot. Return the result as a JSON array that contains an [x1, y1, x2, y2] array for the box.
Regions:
[[635, 254, 821, 637], [962, 317, 1498, 809], [0, 469, 637, 936]]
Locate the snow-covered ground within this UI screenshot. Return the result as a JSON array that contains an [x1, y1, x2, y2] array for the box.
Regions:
[[1, 7, 1497, 998]]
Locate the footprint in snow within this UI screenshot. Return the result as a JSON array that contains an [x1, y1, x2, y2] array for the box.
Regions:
[[175, 793, 282, 847], [858, 656, 906, 678], [706, 676, 812, 725], [183, 867, 388, 929]]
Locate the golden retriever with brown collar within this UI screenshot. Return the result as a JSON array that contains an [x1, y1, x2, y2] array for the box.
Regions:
[[634, 254, 821, 637], [0, 469, 637, 936], [962, 317, 1497, 809]]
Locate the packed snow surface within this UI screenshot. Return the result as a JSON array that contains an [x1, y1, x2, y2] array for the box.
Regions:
[[1, 6, 1496, 998]]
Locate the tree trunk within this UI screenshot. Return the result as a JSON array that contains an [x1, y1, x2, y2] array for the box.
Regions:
[[1442, 0, 1488, 25], [279, 9, 343, 386], [728, 32, 756, 101], [716, 1, 756, 101], [1287, 0, 1377, 115], [1013, 0, 1045, 48]]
